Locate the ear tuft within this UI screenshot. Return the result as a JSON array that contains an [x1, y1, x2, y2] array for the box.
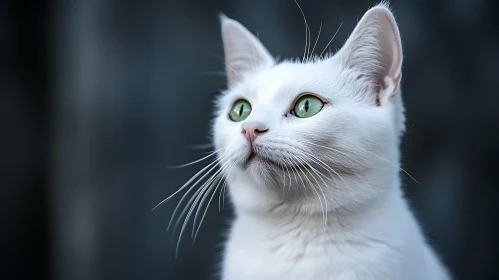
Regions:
[[218, 12, 230, 25], [220, 15, 274, 88], [337, 3, 402, 97]]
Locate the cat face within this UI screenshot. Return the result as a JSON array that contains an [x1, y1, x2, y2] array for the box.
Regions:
[[213, 4, 405, 213]]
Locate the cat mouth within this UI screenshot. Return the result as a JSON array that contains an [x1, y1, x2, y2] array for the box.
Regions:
[[244, 151, 306, 171], [244, 152, 260, 167], [246, 152, 257, 164], [244, 152, 277, 168]]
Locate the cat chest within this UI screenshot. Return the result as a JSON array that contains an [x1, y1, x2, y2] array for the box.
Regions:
[[223, 232, 404, 280]]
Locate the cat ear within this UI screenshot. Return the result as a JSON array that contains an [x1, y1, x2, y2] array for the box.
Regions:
[[336, 4, 402, 98], [220, 14, 274, 87]]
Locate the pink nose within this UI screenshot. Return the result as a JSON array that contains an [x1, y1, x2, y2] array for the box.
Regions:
[[241, 121, 269, 144]]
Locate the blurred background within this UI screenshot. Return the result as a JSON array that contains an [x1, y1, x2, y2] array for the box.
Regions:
[[2, 0, 499, 279]]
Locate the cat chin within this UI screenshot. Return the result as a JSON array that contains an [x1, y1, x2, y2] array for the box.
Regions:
[[243, 154, 293, 170], [243, 153, 271, 168]]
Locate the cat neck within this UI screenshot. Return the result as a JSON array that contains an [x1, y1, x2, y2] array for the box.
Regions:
[[231, 185, 411, 246], [228, 169, 407, 237]]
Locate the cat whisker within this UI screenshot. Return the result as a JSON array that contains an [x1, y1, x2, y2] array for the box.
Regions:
[[276, 160, 286, 191], [268, 139, 369, 202], [165, 153, 231, 234], [292, 144, 390, 202], [259, 159, 277, 186], [193, 161, 236, 242], [303, 140, 418, 183], [249, 32, 258, 74], [319, 21, 343, 59], [306, 16, 311, 62], [221, 161, 236, 212], [294, 150, 332, 186], [360, 149, 419, 184], [218, 180, 227, 212], [280, 157, 292, 191], [300, 149, 352, 191], [175, 183, 212, 256], [177, 157, 230, 235], [294, 0, 309, 63], [286, 153, 326, 225], [222, 61, 245, 81], [290, 156, 307, 193], [166, 149, 220, 169], [168, 178, 205, 232], [175, 156, 233, 256], [295, 138, 360, 167], [153, 155, 224, 211], [192, 178, 223, 242], [167, 153, 231, 232], [284, 159, 293, 189], [173, 180, 211, 234], [282, 153, 300, 187], [200, 71, 228, 77], [284, 144, 362, 202], [222, 180, 227, 210], [279, 154, 293, 190], [291, 148, 332, 182], [306, 151, 370, 201], [192, 158, 234, 238], [355, 173, 382, 203], [188, 143, 215, 150], [309, 21, 323, 62], [290, 152, 328, 229], [187, 175, 220, 237]]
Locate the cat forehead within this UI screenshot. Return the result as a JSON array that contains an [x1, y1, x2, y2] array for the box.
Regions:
[[230, 60, 341, 101]]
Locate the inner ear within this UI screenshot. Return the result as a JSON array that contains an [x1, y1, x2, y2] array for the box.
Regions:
[[220, 15, 274, 88], [336, 4, 403, 98]]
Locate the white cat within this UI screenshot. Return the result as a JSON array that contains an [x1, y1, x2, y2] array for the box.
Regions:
[[212, 3, 450, 280]]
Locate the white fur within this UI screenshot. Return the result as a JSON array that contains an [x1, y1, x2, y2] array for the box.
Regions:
[[214, 4, 450, 280]]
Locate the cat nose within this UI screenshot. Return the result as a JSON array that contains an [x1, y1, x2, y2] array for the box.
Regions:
[[241, 121, 269, 143]]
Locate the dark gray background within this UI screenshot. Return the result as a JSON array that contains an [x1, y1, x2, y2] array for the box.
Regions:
[[2, 0, 499, 279]]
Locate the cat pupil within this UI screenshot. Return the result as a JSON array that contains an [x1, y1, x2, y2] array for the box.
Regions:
[[238, 104, 244, 116], [305, 100, 309, 112]]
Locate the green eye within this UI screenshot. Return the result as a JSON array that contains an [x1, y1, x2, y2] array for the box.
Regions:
[[293, 95, 324, 118], [229, 99, 252, 122]]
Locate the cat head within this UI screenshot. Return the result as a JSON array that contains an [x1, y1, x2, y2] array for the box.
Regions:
[[213, 3, 405, 214]]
